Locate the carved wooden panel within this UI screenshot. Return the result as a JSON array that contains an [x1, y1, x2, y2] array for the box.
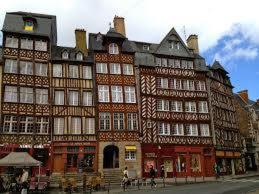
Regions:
[[141, 74, 156, 95], [158, 136, 213, 145], [98, 104, 138, 112], [52, 106, 95, 116], [35, 105, 50, 114], [110, 75, 123, 84], [2, 103, 19, 113], [4, 48, 18, 56], [35, 76, 49, 86], [156, 68, 195, 78], [156, 89, 208, 98], [2, 74, 18, 84], [52, 78, 93, 89], [121, 54, 133, 63], [34, 51, 49, 61], [98, 132, 139, 141], [20, 49, 33, 59]]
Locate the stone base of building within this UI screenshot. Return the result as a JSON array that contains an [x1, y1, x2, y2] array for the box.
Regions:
[[142, 144, 215, 178], [98, 141, 141, 177]]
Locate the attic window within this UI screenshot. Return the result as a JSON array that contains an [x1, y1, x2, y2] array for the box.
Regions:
[[170, 41, 180, 50], [62, 51, 69, 59], [143, 45, 150, 51], [109, 43, 119, 54], [76, 52, 83, 61], [24, 20, 34, 31]]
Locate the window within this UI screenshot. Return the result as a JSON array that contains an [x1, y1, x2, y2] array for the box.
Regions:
[[36, 117, 48, 134], [53, 64, 63, 77], [157, 78, 168, 88], [175, 79, 182, 89], [143, 45, 149, 51], [20, 116, 34, 133], [5, 36, 18, 48], [36, 89, 48, 104], [76, 52, 83, 60], [109, 43, 119, 54], [99, 113, 110, 130], [71, 117, 81, 134], [181, 60, 188, 69], [110, 63, 121, 74], [20, 61, 33, 75], [185, 102, 196, 112], [4, 86, 17, 102], [35, 63, 48, 76], [69, 65, 79, 78], [84, 118, 95, 134], [156, 58, 161, 66], [158, 122, 170, 135], [3, 115, 18, 133], [83, 66, 92, 79], [157, 99, 169, 111], [24, 20, 34, 31], [188, 61, 194, 69], [172, 124, 184, 135], [198, 101, 208, 113], [4, 59, 17, 74], [123, 64, 134, 75], [96, 63, 108, 74], [190, 154, 201, 172], [176, 155, 186, 172], [186, 124, 198, 136], [174, 60, 181, 68], [98, 85, 109, 102], [171, 101, 182, 112], [176, 42, 180, 49], [168, 59, 174, 68], [200, 124, 210, 136], [111, 86, 123, 103], [35, 40, 47, 51], [196, 81, 206, 91], [127, 113, 138, 131], [21, 38, 33, 50], [69, 90, 79, 106], [224, 131, 228, 140], [20, 87, 33, 103], [161, 58, 167, 67], [189, 80, 195, 90], [183, 80, 195, 90], [83, 91, 93, 106], [54, 118, 65, 135], [55, 90, 64, 105], [114, 113, 124, 130], [125, 86, 136, 103], [62, 51, 69, 59], [125, 151, 136, 160]]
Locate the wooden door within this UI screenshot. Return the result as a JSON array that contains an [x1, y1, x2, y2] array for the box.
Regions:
[[53, 154, 63, 172]]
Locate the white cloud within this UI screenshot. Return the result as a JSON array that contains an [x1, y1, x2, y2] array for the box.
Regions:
[[0, 0, 259, 53]]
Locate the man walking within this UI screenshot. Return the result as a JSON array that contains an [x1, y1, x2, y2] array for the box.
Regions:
[[149, 165, 157, 188]]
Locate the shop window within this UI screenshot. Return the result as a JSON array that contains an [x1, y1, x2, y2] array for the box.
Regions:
[[67, 146, 79, 152], [190, 154, 201, 172], [84, 146, 95, 152], [144, 160, 156, 172], [125, 151, 136, 160], [67, 154, 78, 168], [176, 154, 186, 172]]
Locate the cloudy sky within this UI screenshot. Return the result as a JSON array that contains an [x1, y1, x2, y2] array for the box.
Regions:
[[0, 0, 259, 100]]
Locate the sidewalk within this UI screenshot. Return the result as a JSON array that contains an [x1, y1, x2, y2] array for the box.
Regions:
[[218, 171, 259, 181]]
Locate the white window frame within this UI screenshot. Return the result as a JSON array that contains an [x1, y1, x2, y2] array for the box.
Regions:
[[123, 64, 134, 75], [196, 81, 206, 91], [35, 40, 47, 51], [69, 65, 79, 78], [157, 99, 169, 111], [83, 91, 93, 106], [62, 51, 69, 59], [5, 36, 18, 48], [157, 78, 168, 89], [84, 118, 95, 134], [198, 101, 208, 113], [185, 102, 197, 113], [55, 90, 64, 105], [69, 90, 79, 106], [125, 86, 136, 103], [76, 52, 83, 60], [98, 85, 110, 102], [36, 89, 48, 104], [110, 63, 121, 74], [113, 113, 124, 130], [99, 112, 111, 130], [125, 151, 136, 160], [96, 63, 108, 74], [173, 124, 184, 135], [71, 117, 81, 134], [20, 61, 33, 75], [186, 124, 198, 136], [127, 113, 138, 131], [20, 87, 33, 103], [21, 38, 33, 50], [53, 64, 63, 77], [54, 117, 65, 135], [158, 122, 170, 135], [171, 101, 183, 112], [200, 124, 210, 136], [109, 43, 119, 54], [35, 63, 48, 76], [36, 117, 49, 134], [3, 115, 18, 133], [111, 86, 123, 103], [4, 86, 18, 102], [19, 116, 34, 133], [4, 59, 18, 74], [83, 66, 92, 79]]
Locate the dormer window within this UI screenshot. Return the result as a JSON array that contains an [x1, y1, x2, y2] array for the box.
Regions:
[[24, 20, 34, 31], [62, 51, 69, 59], [143, 45, 150, 51], [109, 43, 119, 54], [76, 52, 83, 61], [170, 41, 180, 50]]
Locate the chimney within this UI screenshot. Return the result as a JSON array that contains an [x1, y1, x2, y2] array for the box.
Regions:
[[113, 15, 126, 37], [187, 34, 199, 54], [75, 29, 87, 56], [237, 90, 249, 103]]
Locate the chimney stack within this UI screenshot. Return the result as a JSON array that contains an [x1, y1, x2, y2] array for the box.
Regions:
[[187, 34, 199, 54], [237, 90, 249, 103], [75, 29, 87, 56], [113, 15, 126, 37]]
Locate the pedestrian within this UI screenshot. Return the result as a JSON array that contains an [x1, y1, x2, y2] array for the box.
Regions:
[[214, 163, 220, 179], [160, 164, 165, 178], [149, 165, 157, 188], [21, 168, 29, 194], [122, 167, 129, 190]]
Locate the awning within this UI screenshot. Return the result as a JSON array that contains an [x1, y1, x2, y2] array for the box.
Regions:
[[125, 145, 137, 151]]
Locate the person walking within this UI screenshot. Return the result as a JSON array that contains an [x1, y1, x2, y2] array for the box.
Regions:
[[160, 164, 165, 178], [21, 168, 29, 194], [149, 165, 157, 188], [122, 167, 129, 190]]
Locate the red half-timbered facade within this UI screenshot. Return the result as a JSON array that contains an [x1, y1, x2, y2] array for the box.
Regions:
[[134, 29, 215, 177], [208, 61, 243, 175]]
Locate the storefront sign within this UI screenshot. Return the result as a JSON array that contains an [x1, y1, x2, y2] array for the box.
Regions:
[[145, 153, 157, 157], [54, 142, 93, 146]]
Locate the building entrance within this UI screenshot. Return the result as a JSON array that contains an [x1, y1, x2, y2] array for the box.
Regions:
[[103, 145, 119, 168]]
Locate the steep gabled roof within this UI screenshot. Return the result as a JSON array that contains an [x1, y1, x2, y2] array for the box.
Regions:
[[211, 60, 228, 74], [154, 27, 193, 58], [106, 27, 125, 39]]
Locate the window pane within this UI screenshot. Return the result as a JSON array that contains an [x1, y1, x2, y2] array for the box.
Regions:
[[53, 64, 63, 77], [111, 86, 123, 103], [5, 36, 18, 48], [83, 91, 93, 106], [4, 86, 17, 102], [84, 118, 95, 134], [4, 59, 18, 74], [54, 118, 64, 134], [109, 43, 119, 54], [99, 113, 110, 130], [20, 61, 33, 75], [21, 38, 33, 50], [96, 63, 108, 74], [71, 117, 81, 134], [55, 90, 64, 105], [35, 63, 48, 76], [36, 89, 48, 104], [125, 86, 136, 103], [69, 91, 79, 105], [114, 113, 124, 130], [110, 63, 121, 74], [35, 40, 47, 51], [83, 66, 92, 79], [20, 87, 33, 103], [123, 64, 134, 75], [69, 65, 79, 78], [98, 85, 109, 102]]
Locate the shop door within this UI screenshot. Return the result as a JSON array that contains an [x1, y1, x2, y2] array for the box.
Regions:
[[53, 154, 63, 172], [204, 156, 213, 176]]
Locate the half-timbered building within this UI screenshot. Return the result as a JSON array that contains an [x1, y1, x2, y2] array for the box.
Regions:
[[0, 12, 56, 174], [89, 16, 141, 178], [134, 29, 215, 178], [208, 61, 243, 175], [50, 29, 96, 173]]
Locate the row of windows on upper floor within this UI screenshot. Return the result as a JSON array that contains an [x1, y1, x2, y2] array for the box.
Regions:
[[96, 63, 134, 75], [4, 86, 93, 106], [4, 59, 92, 79], [157, 78, 206, 91], [157, 100, 208, 113], [156, 58, 194, 69]]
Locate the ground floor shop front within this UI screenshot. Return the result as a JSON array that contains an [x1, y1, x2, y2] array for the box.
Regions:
[[52, 142, 97, 173], [142, 144, 215, 178], [215, 150, 245, 175]]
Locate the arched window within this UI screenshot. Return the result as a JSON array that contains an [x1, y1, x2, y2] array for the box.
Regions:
[[76, 52, 83, 60], [62, 51, 69, 59], [109, 43, 119, 54]]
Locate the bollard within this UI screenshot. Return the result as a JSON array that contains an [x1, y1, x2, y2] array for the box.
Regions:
[[194, 175, 196, 183], [138, 179, 140, 190], [163, 177, 165, 188], [185, 174, 187, 184], [174, 176, 177, 185]]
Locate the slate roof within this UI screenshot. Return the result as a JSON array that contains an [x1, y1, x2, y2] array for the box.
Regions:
[[2, 11, 57, 45], [51, 45, 93, 63], [211, 60, 228, 74], [234, 94, 249, 111], [106, 27, 125, 39], [88, 32, 134, 53]]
